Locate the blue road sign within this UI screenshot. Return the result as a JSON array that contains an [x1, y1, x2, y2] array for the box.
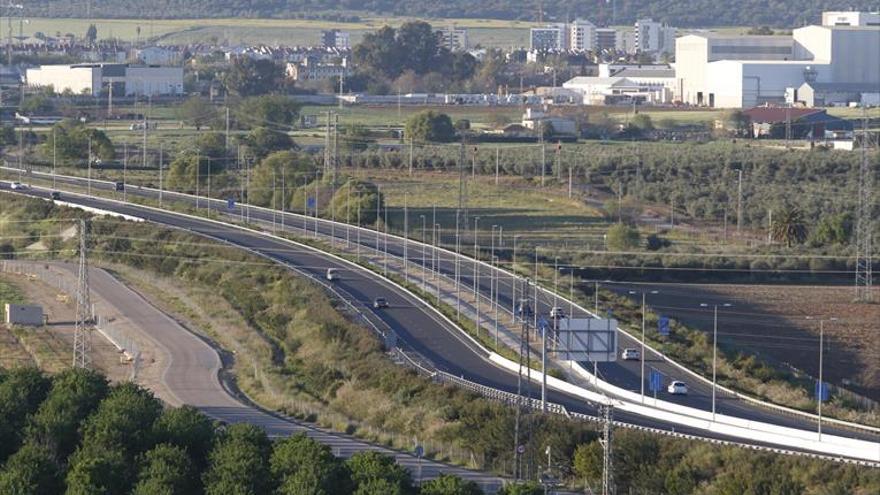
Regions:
[[226, 198, 235, 210], [815, 381, 830, 402], [649, 369, 663, 393], [606, 309, 613, 318], [307, 196, 316, 209], [658, 316, 670, 336]]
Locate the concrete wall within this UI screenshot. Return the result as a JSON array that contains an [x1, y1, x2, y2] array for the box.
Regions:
[[124, 67, 184, 96], [5, 304, 43, 326], [26, 65, 100, 95]]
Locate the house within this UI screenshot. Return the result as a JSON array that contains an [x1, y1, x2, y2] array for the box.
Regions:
[[521, 108, 577, 136], [741, 106, 853, 139]]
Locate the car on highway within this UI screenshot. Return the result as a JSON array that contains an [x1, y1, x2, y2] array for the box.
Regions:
[[51, 191, 62, 200], [373, 297, 389, 309], [667, 380, 688, 395], [620, 348, 640, 361], [326, 268, 338, 281], [115, 182, 125, 191], [549, 307, 565, 319], [10, 182, 26, 190], [517, 299, 533, 318]]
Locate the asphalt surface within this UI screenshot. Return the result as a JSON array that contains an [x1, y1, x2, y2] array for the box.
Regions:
[[3, 176, 879, 457], [46, 248, 509, 489]]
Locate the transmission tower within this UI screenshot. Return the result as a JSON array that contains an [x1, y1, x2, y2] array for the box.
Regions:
[[855, 112, 874, 303], [72, 219, 93, 369], [513, 288, 533, 481], [599, 404, 614, 495]]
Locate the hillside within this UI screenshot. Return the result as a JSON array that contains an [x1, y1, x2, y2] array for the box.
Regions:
[[25, 0, 880, 28]]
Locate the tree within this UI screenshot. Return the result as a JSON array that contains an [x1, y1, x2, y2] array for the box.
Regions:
[[605, 223, 641, 251], [222, 58, 283, 97], [152, 406, 215, 469], [242, 127, 294, 159], [809, 212, 852, 247], [770, 206, 808, 247], [419, 474, 483, 495], [132, 444, 198, 495], [270, 433, 352, 495], [0, 443, 63, 494], [249, 150, 316, 207], [405, 111, 456, 143], [328, 179, 383, 224], [233, 95, 300, 129], [177, 96, 219, 130], [85, 24, 97, 44], [0, 368, 51, 463], [346, 451, 413, 495], [65, 447, 130, 495], [496, 482, 543, 495], [79, 382, 163, 459], [202, 423, 273, 495], [26, 368, 109, 461], [40, 120, 114, 165], [631, 114, 654, 132], [572, 442, 602, 487], [723, 110, 751, 137]]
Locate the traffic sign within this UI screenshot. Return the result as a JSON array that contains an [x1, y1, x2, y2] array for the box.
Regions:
[[307, 196, 316, 209], [414, 445, 424, 458], [815, 381, 830, 402], [516, 445, 525, 454], [537, 316, 550, 335], [649, 369, 663, 393], [658, 316, 670, 336], [226, 198, 235, 210]]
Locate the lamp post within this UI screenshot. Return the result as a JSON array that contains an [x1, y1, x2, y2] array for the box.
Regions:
[[491, 225, 498, 319], [420, 214, 426, 292], [700, 302, 733, 421], [806, 316, 837, 441], [629, 289, 659, 403], [511, 234, 519, 323], [473, 216, 481, 334]]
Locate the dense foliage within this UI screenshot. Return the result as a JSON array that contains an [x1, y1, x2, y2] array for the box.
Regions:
[[21, 0, 879, 27]]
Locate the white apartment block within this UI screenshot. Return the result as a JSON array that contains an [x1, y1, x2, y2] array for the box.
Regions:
[[634, 18, 676, 56], [440, 26, 469, 52]]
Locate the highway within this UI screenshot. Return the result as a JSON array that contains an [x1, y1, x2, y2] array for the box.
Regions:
[[3, 175, 879, 462]]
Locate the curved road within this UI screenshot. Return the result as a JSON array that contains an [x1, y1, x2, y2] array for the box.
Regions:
[[3, 176, 879, 461]]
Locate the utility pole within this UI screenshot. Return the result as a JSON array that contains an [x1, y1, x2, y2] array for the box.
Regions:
[[225, 106, 230, 151], [513, 292, 533, 482], [855, 111, 874, 302], [409, 138, 414, 176], [158, 144, 163, 207], [495, 146, 500, 185], [458, 139, 468, 223], [72, 220, 93, 369], [736, 168, 743, 235]]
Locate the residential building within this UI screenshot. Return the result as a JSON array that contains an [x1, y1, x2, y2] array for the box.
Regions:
[[321, 30, 351, 50], [569, 19, 596, 52], [594, 28, 619, 53], [740, 106, 853, 139], [285, 57, 348, 81], [521, 108, 577, 135], [440, 26, 469, 52], [135, 46, 182, 66], [634, 18, 676, 56], [530, 25, 566, 52], [25, 63, 183, 96], [821, 11, 880, 26], [674, 14, 880, 108]]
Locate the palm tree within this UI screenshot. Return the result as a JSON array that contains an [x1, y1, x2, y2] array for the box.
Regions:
[[770, 206, 808, 247]]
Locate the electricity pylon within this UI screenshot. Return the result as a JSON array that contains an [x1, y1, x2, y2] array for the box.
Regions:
[[72, 219, 93, 369]]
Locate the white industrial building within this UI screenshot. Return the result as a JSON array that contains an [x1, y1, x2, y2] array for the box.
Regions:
[[563, 63, 676, 105], [675, 14, 880, 108], [26, 63, 183, 97], [821, 11, 880, 26]]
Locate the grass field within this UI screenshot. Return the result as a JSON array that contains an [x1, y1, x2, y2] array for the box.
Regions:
[[26, 16, 537, 48]]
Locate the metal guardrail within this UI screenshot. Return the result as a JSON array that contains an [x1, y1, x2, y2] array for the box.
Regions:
[[6, 173, 879, 464]]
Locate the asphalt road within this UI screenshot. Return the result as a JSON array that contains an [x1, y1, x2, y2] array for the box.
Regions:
[[3, 176, 879, 457]]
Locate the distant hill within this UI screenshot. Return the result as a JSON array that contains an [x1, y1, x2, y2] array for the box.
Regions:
[[24, 1, 879, 28]]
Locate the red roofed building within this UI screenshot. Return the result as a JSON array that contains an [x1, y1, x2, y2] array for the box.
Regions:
[[741, 106, 853, 139]]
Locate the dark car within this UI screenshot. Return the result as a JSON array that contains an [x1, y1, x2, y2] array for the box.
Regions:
[[50, 191, 61, 200], [373, 297, 389, 309], [115, 182, 125, 191]]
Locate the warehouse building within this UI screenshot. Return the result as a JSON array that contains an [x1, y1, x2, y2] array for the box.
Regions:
[[675, 13, 880, 108], [26, 64, 184, 97]]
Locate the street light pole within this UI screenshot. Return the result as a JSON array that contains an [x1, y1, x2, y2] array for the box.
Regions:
[[474, 216, 481, 334], [700, 302, 732, 420], [630, 289, 658, 403], [512, 234, 519, 323], [807, 316, 837, 441], [420, 214, 426, 292]]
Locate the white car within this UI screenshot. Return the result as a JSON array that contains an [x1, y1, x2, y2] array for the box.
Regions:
[[549, 307, 565, 319], [10, 182, 26, 190], [667, 381, 688, 395], [326, 268, 338, 281], [620, 348, 640, 361]]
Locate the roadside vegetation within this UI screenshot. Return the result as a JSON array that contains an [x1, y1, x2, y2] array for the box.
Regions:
[[2, 193, 879, 493]]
